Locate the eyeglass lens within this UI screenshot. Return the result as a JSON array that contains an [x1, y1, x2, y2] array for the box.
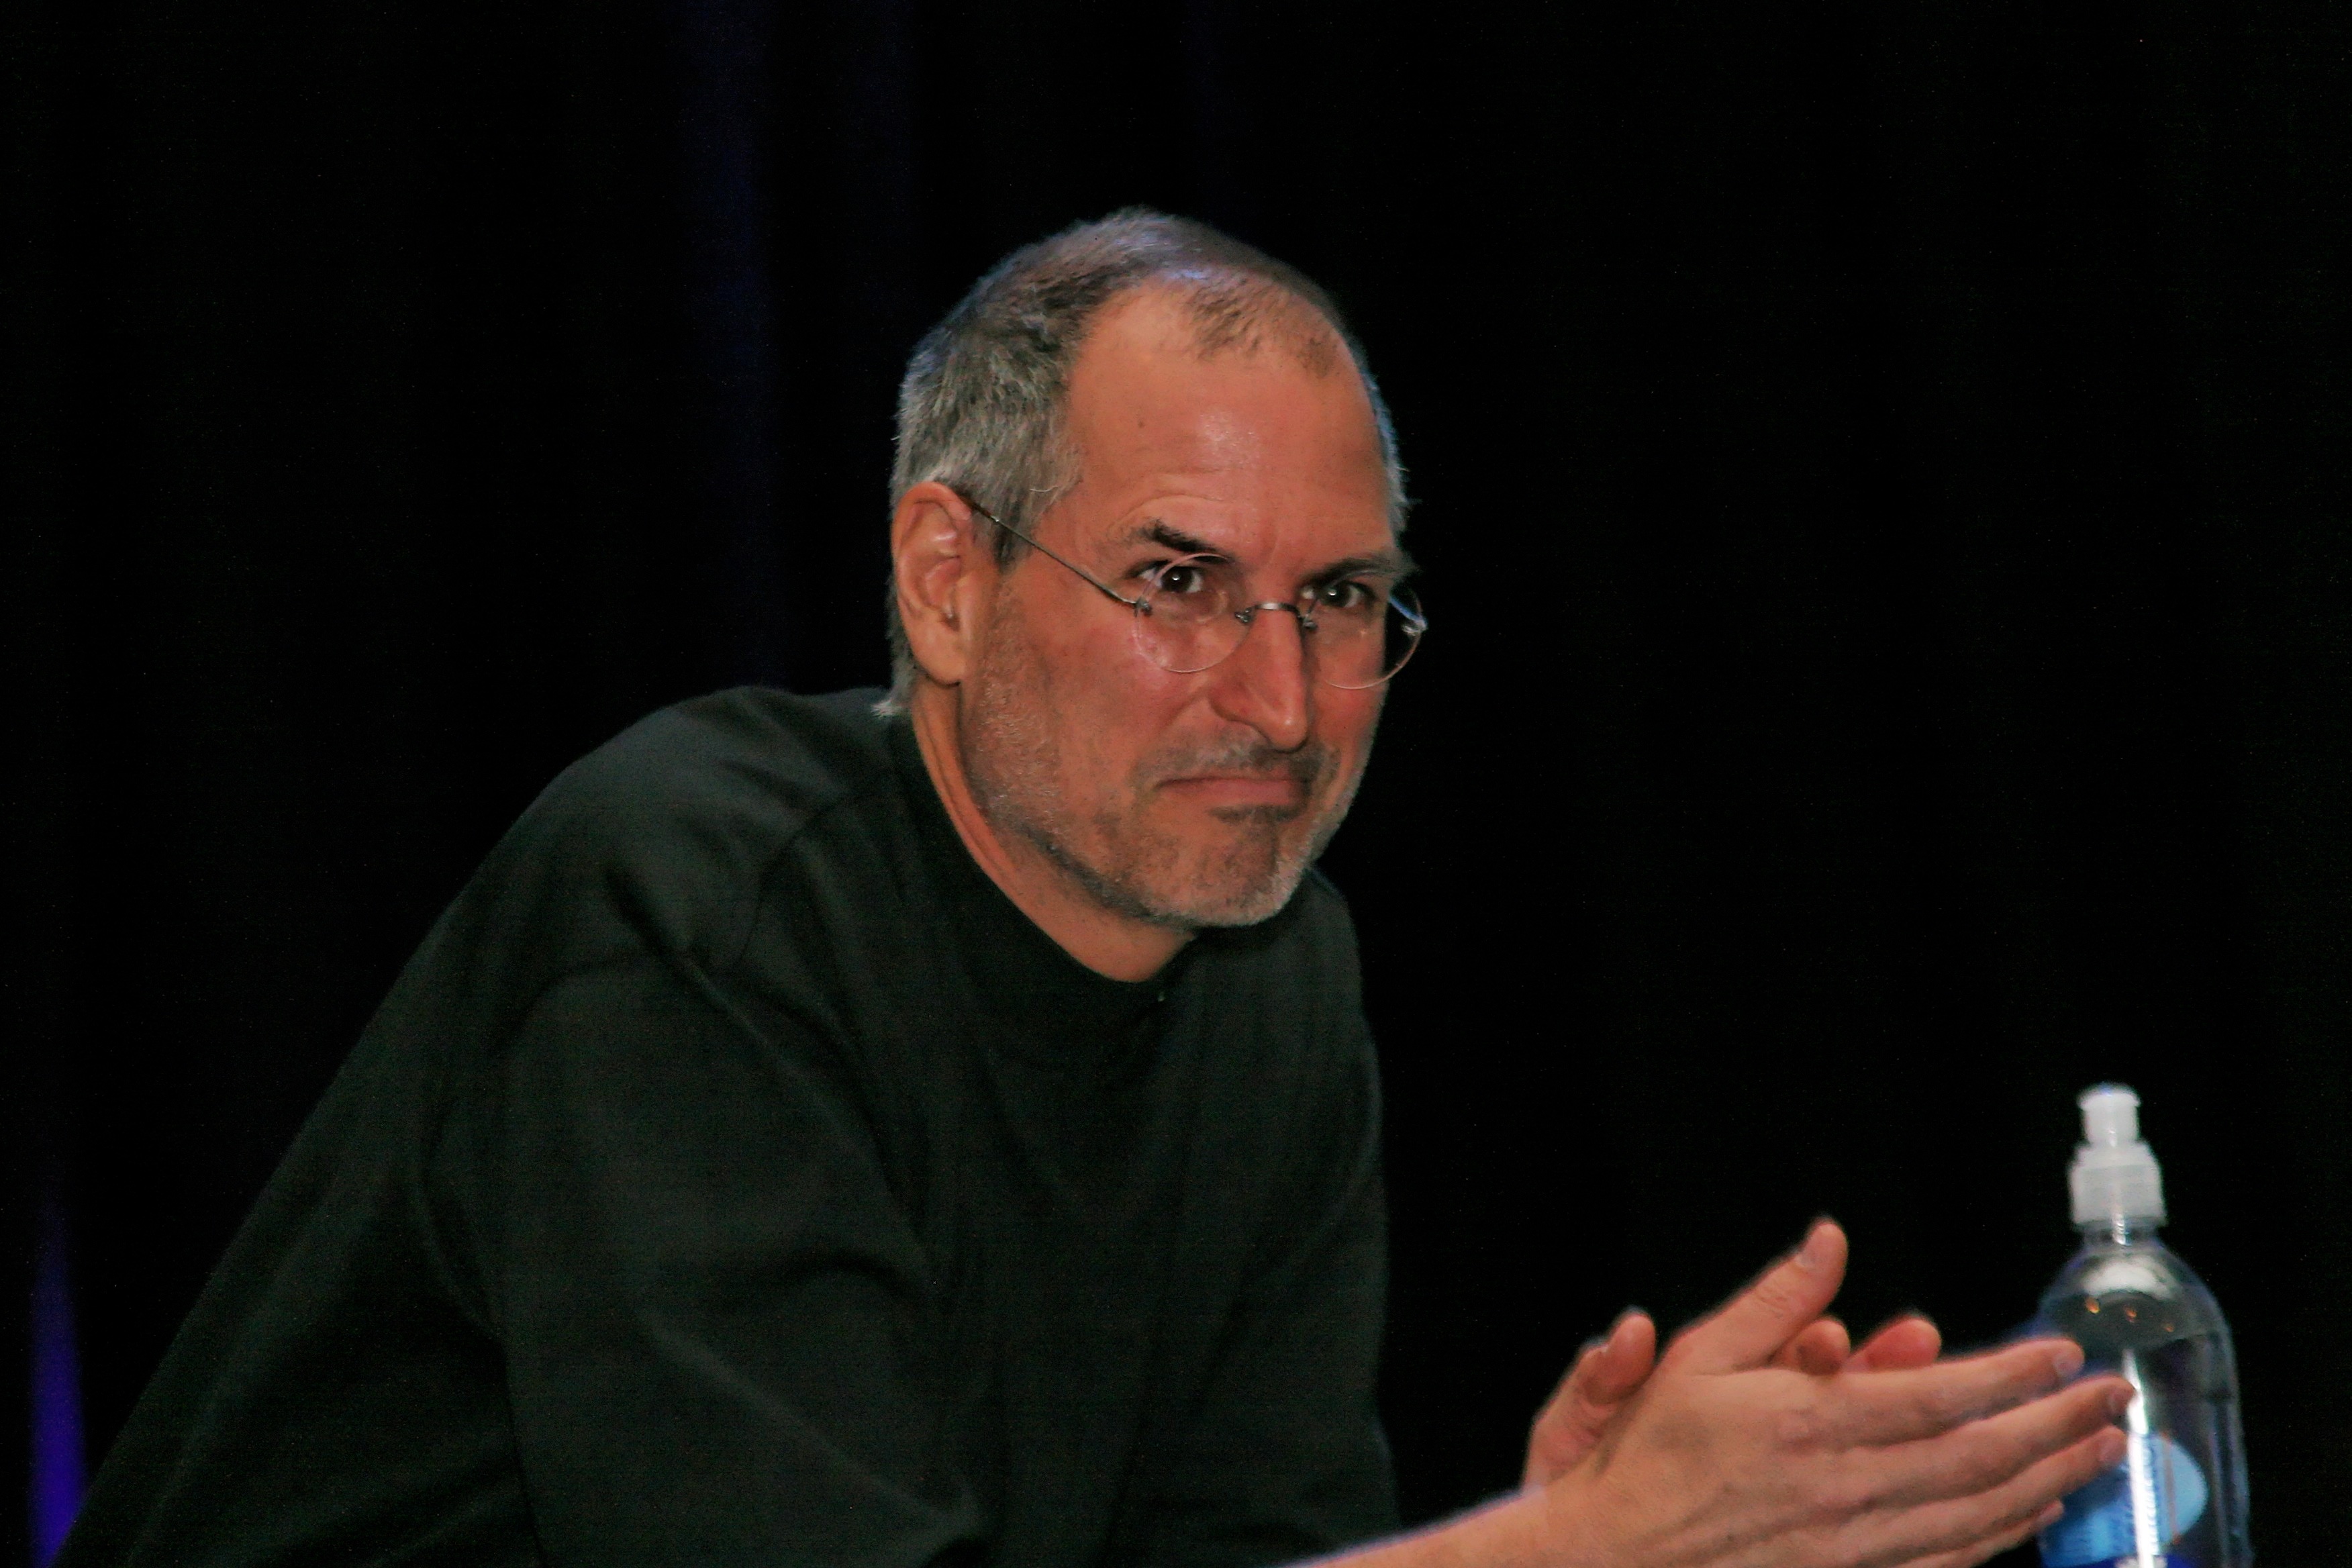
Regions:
[[1132, 558, 1424, 689]]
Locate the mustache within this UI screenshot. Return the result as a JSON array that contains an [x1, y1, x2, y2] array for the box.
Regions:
[[1138, 738, 1334, 790]]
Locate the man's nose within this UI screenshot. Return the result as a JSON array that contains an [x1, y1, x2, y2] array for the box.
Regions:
[[1207, 604, 1312, 750]]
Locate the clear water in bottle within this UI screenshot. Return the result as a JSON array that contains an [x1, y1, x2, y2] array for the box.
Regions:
[[2032, 1086, 2250, 1568]]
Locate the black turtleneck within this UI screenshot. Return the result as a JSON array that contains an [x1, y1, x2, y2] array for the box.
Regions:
[[60, 688, 1397, 1568]]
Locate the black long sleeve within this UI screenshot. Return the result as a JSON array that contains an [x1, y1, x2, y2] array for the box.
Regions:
[[61, 688, 1396, 1567]]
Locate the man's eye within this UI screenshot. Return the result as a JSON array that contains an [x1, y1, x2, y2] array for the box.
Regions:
[[1316, 579, 1379, 612], [1152, 561, 1215, 596]]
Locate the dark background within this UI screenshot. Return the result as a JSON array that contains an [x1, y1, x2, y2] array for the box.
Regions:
[[8, 0, 2349, 1561]]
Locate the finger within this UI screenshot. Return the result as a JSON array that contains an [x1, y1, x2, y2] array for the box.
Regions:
[[1523, 1311, 1658, 1489], [1673, 1218, 1849, 1373], [1870, 1374, 2130, 1510], [1838, 1337, 2094, 1444], [1522, 1346, 1598, 1491], [1773, 1316, 1851, 1375], [1850, 1314, 1941, 1373], [1587, 1310, 1657, 1402], [1530, 1341, 1605, 1436], [1542, 1313, 1654, 1424], [1859, 1422, 2126, 1567], [1891, 1498, 2067, 1568], [1528, 1342, 1599, 1436]]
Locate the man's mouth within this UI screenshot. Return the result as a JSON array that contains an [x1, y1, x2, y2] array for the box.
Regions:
[[1157, 773, 1310, 810]]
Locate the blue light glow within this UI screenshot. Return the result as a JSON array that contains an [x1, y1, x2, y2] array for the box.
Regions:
[[30, 1188, 87, 1567]]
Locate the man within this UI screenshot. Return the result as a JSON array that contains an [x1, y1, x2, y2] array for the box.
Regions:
[[59, 211, 2128, 1567]]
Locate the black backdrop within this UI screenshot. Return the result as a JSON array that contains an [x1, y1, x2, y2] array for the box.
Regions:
[[9, 0, 2350, 1561]]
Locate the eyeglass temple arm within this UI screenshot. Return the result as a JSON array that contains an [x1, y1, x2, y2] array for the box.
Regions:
[[963, 499, 1145, 611]]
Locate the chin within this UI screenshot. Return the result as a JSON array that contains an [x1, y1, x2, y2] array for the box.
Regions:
[[1148, 830, 1318, 928], [1183, 885, 1304, 928], [1144, 877, 1300, 930]]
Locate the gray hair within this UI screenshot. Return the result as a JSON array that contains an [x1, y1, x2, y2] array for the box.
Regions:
[[879, 208, 1408, 712]]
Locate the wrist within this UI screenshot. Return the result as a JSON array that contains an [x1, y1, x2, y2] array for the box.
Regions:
[[1310, 1488, 1555, 1568], [1518, 1465, 1618, 1568], [1435, 1486, 1584, 1568]]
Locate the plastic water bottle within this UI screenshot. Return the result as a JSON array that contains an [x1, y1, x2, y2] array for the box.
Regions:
[[2034, 1085, 2251, 1568]]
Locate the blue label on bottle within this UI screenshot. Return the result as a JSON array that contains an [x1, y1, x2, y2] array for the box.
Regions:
[[2039, 1432, 2208, 1568]]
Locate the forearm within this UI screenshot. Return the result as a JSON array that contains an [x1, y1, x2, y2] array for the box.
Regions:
[[1297, 1489, 1565, 1568]]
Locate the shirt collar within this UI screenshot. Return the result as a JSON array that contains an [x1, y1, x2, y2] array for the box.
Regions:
[[887, 717, 1182, 1060]]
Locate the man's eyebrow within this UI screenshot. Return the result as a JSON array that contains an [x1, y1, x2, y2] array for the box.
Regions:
[[1311, 546, 1417, 583], [1115, 520, 1418, 581], [1116, 520, 1224, 557]]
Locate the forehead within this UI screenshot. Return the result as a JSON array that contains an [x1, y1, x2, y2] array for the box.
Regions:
[[1057, 287, 1392, 548]]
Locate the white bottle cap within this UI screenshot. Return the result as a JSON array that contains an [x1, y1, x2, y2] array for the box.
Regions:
[[2070, 1083, 2166, 1225]]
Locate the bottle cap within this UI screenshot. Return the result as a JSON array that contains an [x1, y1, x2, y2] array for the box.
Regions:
[[2070, 1083, 2166, 1225]]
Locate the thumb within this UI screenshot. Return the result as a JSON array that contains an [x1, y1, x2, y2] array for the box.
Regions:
[[1673, 1219, 1849, 1373], [1581, 1310, 1659, 1404], [1524, 1310, 1658, 1490]]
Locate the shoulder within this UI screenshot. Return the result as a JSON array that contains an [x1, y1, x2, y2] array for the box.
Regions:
[[524, 686, 891, 851], [454, 687, 899, 978]]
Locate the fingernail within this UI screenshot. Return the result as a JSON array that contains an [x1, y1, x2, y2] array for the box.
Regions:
[[2108, 1384, 2136, 1418], [2098, 1428, 2129, 1465], [1800, 1221, 1836, 1269], [2049, 1342, 2084, 1380]]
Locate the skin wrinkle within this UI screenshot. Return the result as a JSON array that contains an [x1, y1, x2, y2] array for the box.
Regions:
[[884, 214, 1412, 710], [961, 560, 1353, 930], [961, 295, 1381, 929], [898, 284, 1393, 975]]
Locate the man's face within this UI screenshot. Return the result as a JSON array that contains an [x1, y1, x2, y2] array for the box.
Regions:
[[959, 287, 1400, 928]]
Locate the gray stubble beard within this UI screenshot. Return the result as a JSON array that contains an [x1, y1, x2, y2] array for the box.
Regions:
[[960, 602, 1365, 932]]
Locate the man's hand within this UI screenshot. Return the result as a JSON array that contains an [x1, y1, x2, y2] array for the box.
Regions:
[[1527, 1222, 2128, 1568], [1522, 1285, 1946, 1490]]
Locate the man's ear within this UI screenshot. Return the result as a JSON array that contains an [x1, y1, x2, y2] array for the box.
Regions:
[[892, 482, 991, 688]]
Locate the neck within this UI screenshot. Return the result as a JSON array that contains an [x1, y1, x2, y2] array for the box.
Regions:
[[908, 681, 1191, 983]]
